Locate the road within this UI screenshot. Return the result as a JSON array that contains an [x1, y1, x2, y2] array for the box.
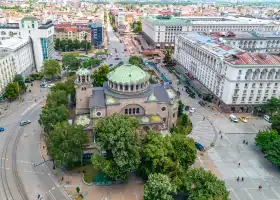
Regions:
[[104, 19, 129, 67], [0, 81, 68, 200]]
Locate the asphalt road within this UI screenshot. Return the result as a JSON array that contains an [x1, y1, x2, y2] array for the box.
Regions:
[[0, 81, 68, 200]]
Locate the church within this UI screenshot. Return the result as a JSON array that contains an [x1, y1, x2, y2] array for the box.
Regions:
[[75, 64, 178, 130]]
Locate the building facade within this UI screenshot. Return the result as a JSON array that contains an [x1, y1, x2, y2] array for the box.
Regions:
[[0, 53, 16, 97], [0, 38, 35, 78], [210, 31, 280, 54], [174, 32, 280, 113], [142, 15, 280, 48], [75, 64, 178, 130], [54, 26, 91, 43], [88, 21, 103, 48]]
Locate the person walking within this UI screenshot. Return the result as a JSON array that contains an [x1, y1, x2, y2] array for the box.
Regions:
[[246, 141, 248, 145], [238, 162, 240, 167], [243, 140, 245, 144], [237, 177, 239, 181], [259, 185, 262, 190], [241, 177, 244, 181], [221, 135, 223, 139]]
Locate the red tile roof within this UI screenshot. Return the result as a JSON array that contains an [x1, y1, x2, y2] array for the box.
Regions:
[[226, 53, 280, 65]]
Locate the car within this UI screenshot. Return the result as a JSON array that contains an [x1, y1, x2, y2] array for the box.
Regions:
[[185, 106, 190, 111], [239, 116, 248, 123], [189, 94, 195, 99], [198, 100, 206, 107], [229, 114, 238, 123], [189, 107, 196, 113], [115, 57, 120, 60], [20, 120, 31, 126], [48, 83, 55, 88], [195, 142, 205, 151], [0, 127, 4, 132], [263, 115, 270, 122], [40, 83, 47, 88]]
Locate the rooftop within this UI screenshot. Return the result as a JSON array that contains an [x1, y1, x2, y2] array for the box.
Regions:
[[179, 32, 280, 65], [210, 31, 280, 40], [0, 38, 29, 51]]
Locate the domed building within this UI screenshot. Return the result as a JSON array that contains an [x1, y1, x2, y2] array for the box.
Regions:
[[75, 64, 178, 130]]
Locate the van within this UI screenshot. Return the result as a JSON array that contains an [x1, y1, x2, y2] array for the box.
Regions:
[[263, 115, 270, 122], [229, 114, 238, 123]]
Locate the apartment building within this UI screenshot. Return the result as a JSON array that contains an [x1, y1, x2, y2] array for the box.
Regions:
[[54, 26, 91, 43], [88, 21, 103, 48], [210, 31, 280, 54], [174, 32, 280, 113], [142, 15, 280, 48]]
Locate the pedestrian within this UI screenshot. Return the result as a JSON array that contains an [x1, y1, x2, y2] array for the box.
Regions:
[[237, 177, 239, 181], [243, 140, 245, 144], [259, 185, 262, 190], [238, 162, 240, 167], [246, 141, 248, 145], [221, 135, 223, 139], [61, 176, 64, 181], [242, 177, 244, 181]]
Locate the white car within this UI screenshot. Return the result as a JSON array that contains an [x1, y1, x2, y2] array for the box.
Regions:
[[263, 115, 270, 122], [229, 114, 238, 123], [20, 120, 31, 126], [189, 108, 196, 113], [48, 84, 55, 88]]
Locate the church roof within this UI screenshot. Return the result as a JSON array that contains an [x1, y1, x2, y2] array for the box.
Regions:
[[76, 68, 90, 76], [107, 64, 150, 85]]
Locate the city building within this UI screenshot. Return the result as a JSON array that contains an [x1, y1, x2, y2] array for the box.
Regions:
[[174, 32, 280, 112], [54, 26, 91, 43], [88, 21, 103, 48], [0, 38, 35, 78], [142, 15, 280, 48], [210, 31, 280, 54], [0, 53, 17, 99], [75, 64, 178, 130]]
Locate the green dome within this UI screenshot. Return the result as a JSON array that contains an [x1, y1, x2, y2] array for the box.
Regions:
[[76, 68, 90, 76], [107, 64, 150, 85]]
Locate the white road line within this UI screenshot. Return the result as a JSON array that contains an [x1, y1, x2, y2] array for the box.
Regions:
[[49, 191, 57, 200]]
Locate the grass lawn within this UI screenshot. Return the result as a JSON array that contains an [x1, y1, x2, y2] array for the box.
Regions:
[[70, 164, 98, 184]]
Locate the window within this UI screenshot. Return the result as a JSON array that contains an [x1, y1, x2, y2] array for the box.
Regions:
[[265, 90, 269, 93], [133, 108, 136, 114], [136, 85, 139, 90], [125, 85, 128, 91], [252, 83, 256, 87], [173, 113, 176, 118], [251, 90, 254, 94], [136, 108, 140, 114], [273, 90, 276, 94], [130, 85, 134, 91], [120, 85, 123, 90], [263, 96, 267, 101], [245, 83, 248, 87], [258, 90, 261, 94], [260, 83, 263, 87], [236, 83, 239, 87], [249, 97, 253, 101], [161, 107, 166, 111], [275, 83, 278, 87], [267, 83, 271, 87], [242, 97, 245, 101], [129, 108, 132, 114], [125, 109, 128, 114]]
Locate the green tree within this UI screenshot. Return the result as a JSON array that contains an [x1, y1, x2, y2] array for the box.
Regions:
[[129, 56, 144, 68], [178, 100, 184, 117], [182, 168, 229, 200], [255, 129, 279, 152], [261, 97, 280, 116], [271, 114, 280, 133], [91, 113, 141, 181], [54, 38, 60, 50], [90, 64, 110, 86], [5, 82, 19, 99], [46, 90, 68, 108], [73, 39, 81, 49], [50, 76, 75, 95], [48, 122, 88, 167], [82, 59, 101, 69], [39, 105, 68, 134], [163, 48, 172, 64], [14, 74, 26, 91], [144, 173, 175, 200], [42, 60, 61, 79], [133, 21, 142, 33], [266, 138, 280, 166], [62, 54, 80, 71]]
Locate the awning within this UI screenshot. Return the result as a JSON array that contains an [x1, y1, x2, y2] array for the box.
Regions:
[[171, 44, 174, 46], [156, 44, 160, 46], [165, 44, 169, 46]]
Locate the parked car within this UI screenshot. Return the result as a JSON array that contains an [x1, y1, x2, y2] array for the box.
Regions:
[[239, 116, 248, 123], [20, 120, 31, 126], [229, 114, 238, 123], [185, 106, 190, 111], [195, 142, 205, 151], [263, 115, 270, 122], [189, 94, 195, 99], [0, 127, 4, 132], [40, 83, 47, 88], [198, 100, 206, 107]]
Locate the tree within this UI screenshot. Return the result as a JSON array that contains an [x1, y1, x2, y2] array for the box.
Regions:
[[5, 82, 19, 99], [129, 56, 144, 68], [144, 173, 175, 200], [271, 114, 280, 133], [50, 76, 75, 95], [182, 168, 229, 200], [48, 122, 88, 167], [163, 48, 172, 64], [73, 39, 81, 49], [46, 90, 68, 108], [178, 100, 184, 117], [62, 54, 80, 71], [14, 74, 26, 91], [91, 113, 141, 181], [90, 64, 110, 86], [54, 38, 60, 50], [82, 59, 101, 69], [255, 129, 279, 152], [42, 60, 61, 79], [133, 21, 142, 33], [266, 138, 280, 166], [261, 97, 280, 116], [39, 105, 68, 134]]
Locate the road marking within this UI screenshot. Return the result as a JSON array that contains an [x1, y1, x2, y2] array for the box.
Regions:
[[49, 191, 57, 200], [21, 103, 37, 116]]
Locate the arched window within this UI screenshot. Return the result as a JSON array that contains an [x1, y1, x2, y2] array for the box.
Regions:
[[136, 108, 139, 114], [133, 108, 136, 114], [129, 108, 132, 114], [125, 109, 128, 114]]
